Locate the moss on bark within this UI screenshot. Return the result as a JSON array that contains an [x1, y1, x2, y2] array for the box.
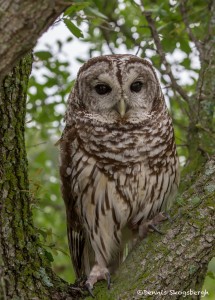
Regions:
[[0, 55, 82, 300]]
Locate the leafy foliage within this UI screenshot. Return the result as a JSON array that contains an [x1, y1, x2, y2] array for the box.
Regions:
[[27, 41, 74, 281], [26, 0, 215, 296]]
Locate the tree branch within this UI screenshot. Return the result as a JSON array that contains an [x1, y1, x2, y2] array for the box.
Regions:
[[0, 0, 70, 82], [186, 0, 215, 159], [179, 0, 204, 60], [141, 7, 190, 103]]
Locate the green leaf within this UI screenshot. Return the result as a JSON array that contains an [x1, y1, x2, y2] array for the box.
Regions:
[[64, 2, 90, 17], [207, 271, 215, 280], [54, 247, 70, 257], [44, 249, 54, 262], [157, 23, 171, 33], [37, 228, 48, 240], [181, 57, 191, 69], [179, 39, 191, 53], [63, 19, 84, 38], [87, 7, 108, 20], [34, 51, 52, 60]]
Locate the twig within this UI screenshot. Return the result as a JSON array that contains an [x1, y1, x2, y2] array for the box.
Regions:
[[176, 144, 188, 148], [207, 0, 214, 42], [135, 45, 141, 56], [142, 9, 190, 103], [172, 91, 190, 118], [159, 69, 190, 118], [195, 123, 215, 136], [99, 25, 115, 54], [26, 142, 47, 148], [179, 0, 203, 60]]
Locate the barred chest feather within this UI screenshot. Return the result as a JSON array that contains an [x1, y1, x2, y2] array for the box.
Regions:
[[65, 109, 179, 228]]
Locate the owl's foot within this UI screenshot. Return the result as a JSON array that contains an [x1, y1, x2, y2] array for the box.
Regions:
[[85, 264, 111, 297], [139, 212, 169, 239]]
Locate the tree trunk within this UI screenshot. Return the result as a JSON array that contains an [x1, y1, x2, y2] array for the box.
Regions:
[[0, 0, 70, 83], [0, 55, 80, 300]]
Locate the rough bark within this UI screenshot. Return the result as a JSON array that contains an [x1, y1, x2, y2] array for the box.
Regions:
[[0, 0, 70, 83], [0, 55, 81, 300], [0, 54, 45, 298]]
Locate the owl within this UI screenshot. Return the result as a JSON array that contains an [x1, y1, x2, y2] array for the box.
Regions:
[[59, 54, 180, 294]]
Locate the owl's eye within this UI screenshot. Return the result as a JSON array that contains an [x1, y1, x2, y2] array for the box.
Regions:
[[95, 84, 112, 95], [130, 81, 143, 93]]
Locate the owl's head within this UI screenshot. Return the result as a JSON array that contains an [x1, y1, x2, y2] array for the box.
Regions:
[[69, 54, 164, 124]]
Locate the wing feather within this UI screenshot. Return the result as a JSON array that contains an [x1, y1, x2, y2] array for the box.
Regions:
[[59, 125, 85, 277]]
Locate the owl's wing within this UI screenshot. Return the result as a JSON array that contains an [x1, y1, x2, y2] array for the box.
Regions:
[[59, 125, 85, 277]]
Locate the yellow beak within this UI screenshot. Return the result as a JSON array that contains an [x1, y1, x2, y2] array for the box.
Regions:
[[118, 98, 126, 117]]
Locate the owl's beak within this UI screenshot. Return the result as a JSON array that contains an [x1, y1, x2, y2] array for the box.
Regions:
[[118, 98, 126, 117]]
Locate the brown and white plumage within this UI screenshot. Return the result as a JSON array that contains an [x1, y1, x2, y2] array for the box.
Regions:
[[59, 54, 180, 289]]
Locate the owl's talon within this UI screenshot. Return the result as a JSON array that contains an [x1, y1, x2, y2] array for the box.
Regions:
[[147, 211, 173, 234], [139, 212, 169, 238], [148, 223, 164, 235], [85, 283, 94, 298], [160, 211, 172, 222], [154, 211, 169, 223], [85, 265, 110, 293]]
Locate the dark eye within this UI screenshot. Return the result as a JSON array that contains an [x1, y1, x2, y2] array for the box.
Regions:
[[95, 84, 112, 95], [130, 81, 143, 93]]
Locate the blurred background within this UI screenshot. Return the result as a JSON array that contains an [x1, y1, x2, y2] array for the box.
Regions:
[[26, 0, 215, 298]]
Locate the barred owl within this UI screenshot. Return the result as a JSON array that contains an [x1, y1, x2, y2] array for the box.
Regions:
[[59, 54, 180, 293]]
